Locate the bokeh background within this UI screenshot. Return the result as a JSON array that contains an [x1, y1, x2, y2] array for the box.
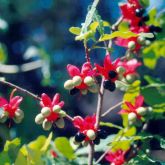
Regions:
[[0, 0, 164, 149]]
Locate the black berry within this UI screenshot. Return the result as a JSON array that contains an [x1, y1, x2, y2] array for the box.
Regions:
[[142, 15, 149, 22], [69, 88, 80, 95], [97, 130, 108, 139], [103, 80, 116, 92], [93, 137, 100, 145], [75, 132, 86, 142], [149, 25, 162, 33], [108, 70, 117, 79], [135, 8, 145, 17]]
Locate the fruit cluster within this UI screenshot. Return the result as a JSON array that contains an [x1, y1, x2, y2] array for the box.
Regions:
[[116, 0, 162, 51], [64, 62, 98, 95], [35, 93, 66, 131], [73, 115, 108, 145], [119, 95, 152, 126], [0, 89, 24, 124]]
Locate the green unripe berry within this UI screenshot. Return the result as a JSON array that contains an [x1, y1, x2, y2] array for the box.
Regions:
[[42, 119, 52, 131], [88, 84, 98, 93], [0, 113, 8, 123], [13, 116, 22, 123], [128, 112, 137, 122], [128, 41, 136, 50], [84, 76, 94, 86], [41, 107, 51, 117], [147, 107, 153, 113], [137, 107, 147, 116], [86, 129, 96, 140], [82, 141, 89, 147], [116, 66, 126, 74], [145, 40, 151, 46], [64, 80, 74, 90], [55, 118, 65, 128], [35, 113, 44, 125], [137, 37, 145, 45], [59, 110, 66, 117], [72, 76, 82, 86], [126, 74, 136, 83], [53, 105, 61, 113], [15, 109, 24, 120], [81, 89, 88, 95]]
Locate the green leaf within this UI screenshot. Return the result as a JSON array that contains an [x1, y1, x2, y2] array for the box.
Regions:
[[147, 8, 160, 26], [41, 132, 52, 152], [54, 137, 76, 160], [100, 122, 123, 130], [141, 83, 165, 106], [142, 40, 165, 69], [99, 31, 138, 41], [122, 80, 141, 109], [118, 21, 129, 31], [15, 151, 27, 165], [139, 0, 150, 7], [69, 27, 81, 35], [1, 138, 21, 163], [80, 0, 99, 34]]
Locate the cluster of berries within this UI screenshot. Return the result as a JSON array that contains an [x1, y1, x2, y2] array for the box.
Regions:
[[116, 0, 162, 51], [119, 95, 152, 126], [65, 55, 142, 93], [0, 89, 24, 124], [35, 93, 66, 131], [64, 62, 98, 95], [72, 115, 108, 146]]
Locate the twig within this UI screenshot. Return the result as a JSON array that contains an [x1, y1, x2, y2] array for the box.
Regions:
[[88, 143, 95, 165], [101, 101, 123, 117], [95, 78, 104, 129], [0, 79, 41, 100], [95, 148, 109, 164], [111, 16, 123, 31]]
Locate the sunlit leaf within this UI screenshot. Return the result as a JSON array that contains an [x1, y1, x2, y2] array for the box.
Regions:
[[69, 27, 81, 35], [54, 137, 76, 160], [99, 31, 138, 41]]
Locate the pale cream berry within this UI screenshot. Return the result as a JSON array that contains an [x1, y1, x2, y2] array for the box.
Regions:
[[53, 105, 61, 113], [55, 118, 65, 128], [64, 80, 74, 90], [86, 129, 96, 140], [128, 41, 136, 50], [72, 76, 82, 86], [41, 107, 51, 117], [84, 76, 95, 86], [35, 113, 44, 125], [42, 119, 52, 131]]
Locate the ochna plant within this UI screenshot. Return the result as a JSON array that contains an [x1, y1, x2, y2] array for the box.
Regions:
[[0, 0, 165, 165]]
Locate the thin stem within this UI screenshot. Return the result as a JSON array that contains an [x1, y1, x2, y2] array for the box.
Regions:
[[101, 101, 123, 117], [95, 149, 109, 164], [111, 16, 123, 31], [88, 143, 95, 165], [84, 41, 90, 63], [95, 78, 104, 129], [0, 79, 41, 100]]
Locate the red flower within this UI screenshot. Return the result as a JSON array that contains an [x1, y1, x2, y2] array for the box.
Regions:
[[50, 150, 58, 158], [119, 0, 142, 27], [67, 62, 96, 90], [73, 115, 97, 141], [119, 95, 144, 119], [105, 149, 126, 165], [0, 89, 23, 118], [95, 55, 120, 81], [40, 93, 64, 122], [117, 59, 141, 77]]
